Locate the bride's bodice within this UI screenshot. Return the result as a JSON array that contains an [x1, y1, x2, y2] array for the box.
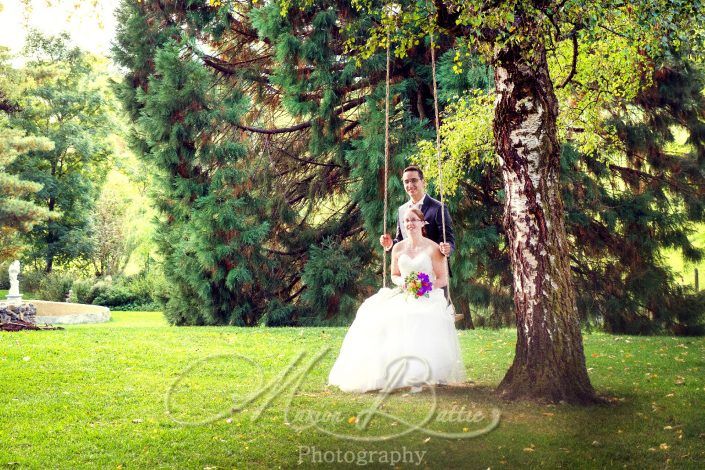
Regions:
[[398, 252, 435, 280]]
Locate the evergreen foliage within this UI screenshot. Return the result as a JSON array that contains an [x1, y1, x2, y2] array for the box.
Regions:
[[114, 0, 705, 334], [0, 46, 53, 262], [417, 51, 705, 335], [114, 0, 404, 326], [567, 57, 705, 334]]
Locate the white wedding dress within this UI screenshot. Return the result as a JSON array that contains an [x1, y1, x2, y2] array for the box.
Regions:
[[328, 252, 465, 392]]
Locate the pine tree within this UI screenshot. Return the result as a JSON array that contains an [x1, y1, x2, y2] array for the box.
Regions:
[[114, 1, 302, 325], [0, 47, 53, 262], [114, 0, 430, 325], [565, 57, 705, 335]]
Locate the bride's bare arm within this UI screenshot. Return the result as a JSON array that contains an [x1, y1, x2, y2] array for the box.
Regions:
[[390, 243, 404, 286], [431, 244, 448, 289]]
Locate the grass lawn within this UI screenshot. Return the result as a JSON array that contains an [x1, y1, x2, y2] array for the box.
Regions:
[[1, 312, 704, 468], [1, 289, 36, 299]]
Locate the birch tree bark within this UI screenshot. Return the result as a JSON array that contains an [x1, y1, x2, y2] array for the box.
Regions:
[[492, 36, 597, 404]]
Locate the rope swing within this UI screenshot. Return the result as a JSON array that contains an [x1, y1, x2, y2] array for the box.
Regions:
[[381, 3, 461, 322], [382, 29, 392, 289], [428, 15, 458, 320]]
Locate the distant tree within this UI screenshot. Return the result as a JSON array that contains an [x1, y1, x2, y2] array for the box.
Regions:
[[89, 187, 137, 277], [8, 31, 114, 272], [0, 46, 53, 262]]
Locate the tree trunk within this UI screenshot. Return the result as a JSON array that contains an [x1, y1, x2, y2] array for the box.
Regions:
[[45, 196, 56, 273], [456, 300, 475, 330], [492, 38, 597, 404]]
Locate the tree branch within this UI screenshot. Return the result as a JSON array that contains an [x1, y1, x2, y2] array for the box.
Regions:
[[235, 121, 311, 134], [271, 143, 343, 168], [234, 97, 366, 134], [556, 33, 579, 89]]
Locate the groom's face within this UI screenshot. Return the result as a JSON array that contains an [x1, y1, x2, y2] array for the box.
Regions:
[[402, 170, 425, 201]]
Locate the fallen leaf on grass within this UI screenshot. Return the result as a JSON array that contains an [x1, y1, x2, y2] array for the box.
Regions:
[[660, 443, 669, 450], [522, 448, 535, 453]]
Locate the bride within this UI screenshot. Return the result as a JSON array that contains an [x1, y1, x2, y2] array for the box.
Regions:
[[328, 208, 465, 392]]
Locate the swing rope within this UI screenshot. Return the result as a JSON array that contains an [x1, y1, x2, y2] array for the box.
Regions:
[[381, 6, 460, 321], [382, 30, 391, 289], [428, 24, 455, 313]]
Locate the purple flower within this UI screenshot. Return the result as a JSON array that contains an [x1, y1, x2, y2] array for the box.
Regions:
[[402, 271, 433, 298]]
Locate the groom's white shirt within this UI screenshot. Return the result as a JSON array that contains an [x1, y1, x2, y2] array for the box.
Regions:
[[398, 194, 426, 240]]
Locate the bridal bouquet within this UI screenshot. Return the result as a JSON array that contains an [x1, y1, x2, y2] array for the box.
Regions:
[[402, 271, 433, 298]]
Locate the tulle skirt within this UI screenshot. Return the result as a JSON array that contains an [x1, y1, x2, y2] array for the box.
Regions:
[[328, 287, 466, 393]]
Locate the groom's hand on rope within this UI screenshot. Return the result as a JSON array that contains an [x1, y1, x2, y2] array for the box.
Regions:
[[439, 242, 451, 257], [380, 234, 393, 251]]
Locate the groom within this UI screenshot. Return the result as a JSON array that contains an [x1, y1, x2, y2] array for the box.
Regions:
[[379, 164, 455, 260]]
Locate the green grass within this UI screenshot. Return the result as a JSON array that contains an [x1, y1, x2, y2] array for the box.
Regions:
[[1, 312, 704, 468], [1, 289, 37, 299]]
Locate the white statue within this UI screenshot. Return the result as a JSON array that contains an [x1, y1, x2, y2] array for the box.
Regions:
[[7, 260, 22, 305]]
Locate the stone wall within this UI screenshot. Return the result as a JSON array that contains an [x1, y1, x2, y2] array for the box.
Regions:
[[0, 303, 37, 324]]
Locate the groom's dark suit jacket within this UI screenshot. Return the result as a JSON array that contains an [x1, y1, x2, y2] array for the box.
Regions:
[[393, 194, 455, 253]]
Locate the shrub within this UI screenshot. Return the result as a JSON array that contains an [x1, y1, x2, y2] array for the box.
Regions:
[[0, 263, 9, 290], [19, 269, 46, 295], [71, 278, 99, 304], [36, 272, 74, 302], [75, 270, 168, 311], [117, 275, 154, 306], [93, 284, 139, 307]]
